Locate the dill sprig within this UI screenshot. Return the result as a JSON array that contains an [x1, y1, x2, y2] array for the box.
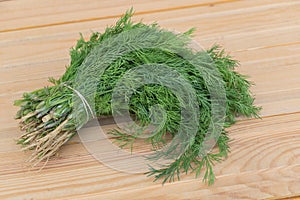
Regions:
[[14, 9, 260, 184]]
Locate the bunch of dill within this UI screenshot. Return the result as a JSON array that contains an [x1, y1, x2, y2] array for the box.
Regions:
[[14, 9, 260, 184]]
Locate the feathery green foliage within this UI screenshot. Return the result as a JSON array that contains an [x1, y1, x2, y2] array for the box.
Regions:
[[14, 9, 260, 184]]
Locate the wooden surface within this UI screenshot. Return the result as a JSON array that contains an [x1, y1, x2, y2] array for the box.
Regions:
[[0, 0, 300, 199]]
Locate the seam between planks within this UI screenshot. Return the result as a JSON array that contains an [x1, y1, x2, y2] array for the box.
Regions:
[[0, 0, 239, 33], [233, 41, 300, 52]]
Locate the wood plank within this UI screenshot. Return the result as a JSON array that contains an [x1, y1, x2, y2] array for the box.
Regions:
[[64, 165, 300, 200], [0, 0, 238, 33], [0, 0, 296, 38], [0, 0, 286, 33]]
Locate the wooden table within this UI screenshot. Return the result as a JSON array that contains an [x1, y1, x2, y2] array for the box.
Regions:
[[0, 0, 299, 199]]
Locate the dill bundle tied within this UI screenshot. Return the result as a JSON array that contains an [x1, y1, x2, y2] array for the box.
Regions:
[[14, 10, 260, 184]]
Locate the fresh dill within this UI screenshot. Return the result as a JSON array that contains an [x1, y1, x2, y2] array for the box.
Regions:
[[14, 9, 260, 185]]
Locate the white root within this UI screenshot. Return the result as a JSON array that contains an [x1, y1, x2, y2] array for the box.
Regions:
[[20, 111, 38, 123], [19, 118, 74, 166]]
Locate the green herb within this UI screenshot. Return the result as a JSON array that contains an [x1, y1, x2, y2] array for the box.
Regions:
[[14, 9, 260, 185]]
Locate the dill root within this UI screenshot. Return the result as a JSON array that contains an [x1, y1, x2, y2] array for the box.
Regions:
[[14, 9, 260, 185]]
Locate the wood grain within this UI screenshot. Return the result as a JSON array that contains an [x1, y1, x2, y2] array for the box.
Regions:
[[0, 0, 299, 199]]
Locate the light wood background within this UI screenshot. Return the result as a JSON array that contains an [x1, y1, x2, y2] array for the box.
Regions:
[[0, 0, 299, 199]]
